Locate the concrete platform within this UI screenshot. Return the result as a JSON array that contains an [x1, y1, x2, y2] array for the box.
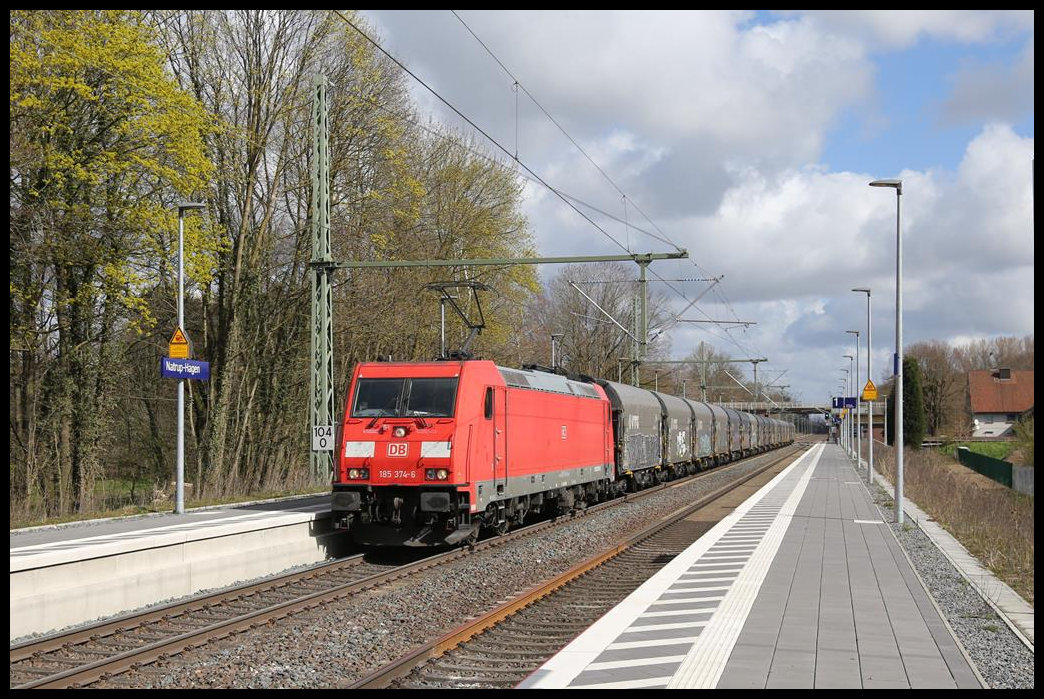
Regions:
[[9, 495, 337, 642], [519, 443, 987, 689]]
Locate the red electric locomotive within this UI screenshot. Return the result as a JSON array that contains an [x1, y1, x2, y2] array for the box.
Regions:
[[331, 360, 614, 546]]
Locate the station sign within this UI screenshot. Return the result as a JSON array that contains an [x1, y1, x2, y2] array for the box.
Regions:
[[161, 357, 210, 380], [832, 396, 857, 409]]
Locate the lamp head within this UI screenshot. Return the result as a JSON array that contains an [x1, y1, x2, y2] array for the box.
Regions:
[[869, 179, 902, 194], [178, 202, 206, 214]]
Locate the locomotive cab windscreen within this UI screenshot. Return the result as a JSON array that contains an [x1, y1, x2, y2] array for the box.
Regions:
[[351, 376, 458, 418]]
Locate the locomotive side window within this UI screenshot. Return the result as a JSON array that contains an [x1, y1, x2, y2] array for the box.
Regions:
[[484, 387, 493, 419], [405, 378, 458, 417]]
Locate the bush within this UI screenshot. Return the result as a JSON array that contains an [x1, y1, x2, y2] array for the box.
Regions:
[[876, 445, 1034, 604]]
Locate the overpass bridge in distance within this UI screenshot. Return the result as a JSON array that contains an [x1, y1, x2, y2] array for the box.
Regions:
[[719, 401, 829, 416], [719, 402, 884, 419]]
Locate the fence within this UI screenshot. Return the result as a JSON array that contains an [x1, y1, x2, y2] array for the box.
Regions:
[[956, 446, 1011, 487], [1012, 465, 1034, 497]]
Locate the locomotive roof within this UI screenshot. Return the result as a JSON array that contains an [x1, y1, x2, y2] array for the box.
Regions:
[[498, 366, 602, 399]]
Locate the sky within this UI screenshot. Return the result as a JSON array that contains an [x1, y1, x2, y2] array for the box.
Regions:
[[357, 10, 1034, 408]]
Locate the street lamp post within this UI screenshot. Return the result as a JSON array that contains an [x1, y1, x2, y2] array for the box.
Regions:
[[853, 287, 873, 486], [870, 178, 903, 524], [840, 368, 850, 454], [176, 202, 205, 515], [837, 380, 847, 449], [847, 331, 861, 471], [843, 356, 854, 457]]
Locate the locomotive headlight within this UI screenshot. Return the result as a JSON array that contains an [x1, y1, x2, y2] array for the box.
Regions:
[[393, 426, 408, 438], [425, 468, 450, 481], [347, 468, 369, 480]]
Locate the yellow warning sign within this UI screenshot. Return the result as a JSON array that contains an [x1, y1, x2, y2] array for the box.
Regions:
[[169, 327, 190, 359], [862, 379, 878, 402]]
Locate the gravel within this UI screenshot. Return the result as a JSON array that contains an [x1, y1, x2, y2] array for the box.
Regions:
[[867, 479, 1035, 689]]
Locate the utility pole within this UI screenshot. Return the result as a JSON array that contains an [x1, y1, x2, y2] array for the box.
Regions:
[[701, 343, 707, 400], [750, 358, 766, 411], [309, 75, 334, 483], [637, 258, 650, 383], [632, 296, 641, 386]]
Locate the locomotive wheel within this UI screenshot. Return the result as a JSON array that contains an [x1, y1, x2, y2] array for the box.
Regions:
[[486, 503, 509, 536]]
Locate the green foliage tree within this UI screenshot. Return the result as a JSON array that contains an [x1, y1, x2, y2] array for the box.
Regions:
[[884, 356, 926, 448], [904, 355, 927, 448], [10, 10, 215, 519], [338, 131, 538, 368]]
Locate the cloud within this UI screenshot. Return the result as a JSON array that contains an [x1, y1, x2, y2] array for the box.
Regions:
[[919, 123, 1034, 272], [357, 10, 1032, 404], [364, 11, 874, 200], [798, 10, 1034, 49], [645, 122, 1034, 398]]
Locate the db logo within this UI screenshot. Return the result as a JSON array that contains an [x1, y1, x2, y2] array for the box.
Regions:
[[387, 443, 408, 457]]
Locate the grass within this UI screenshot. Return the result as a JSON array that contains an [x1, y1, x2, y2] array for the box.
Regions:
[[875, 445, 1034, 606]]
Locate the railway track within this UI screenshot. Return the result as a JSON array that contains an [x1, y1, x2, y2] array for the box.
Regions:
[[387, 522, 712, 689], [350, 445, 803, 689], [9, 554, 409, 689], [10, 444, 803, 689]]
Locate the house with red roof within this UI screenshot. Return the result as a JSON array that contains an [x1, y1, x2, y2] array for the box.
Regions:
[[968, 368, 1034, 439]]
